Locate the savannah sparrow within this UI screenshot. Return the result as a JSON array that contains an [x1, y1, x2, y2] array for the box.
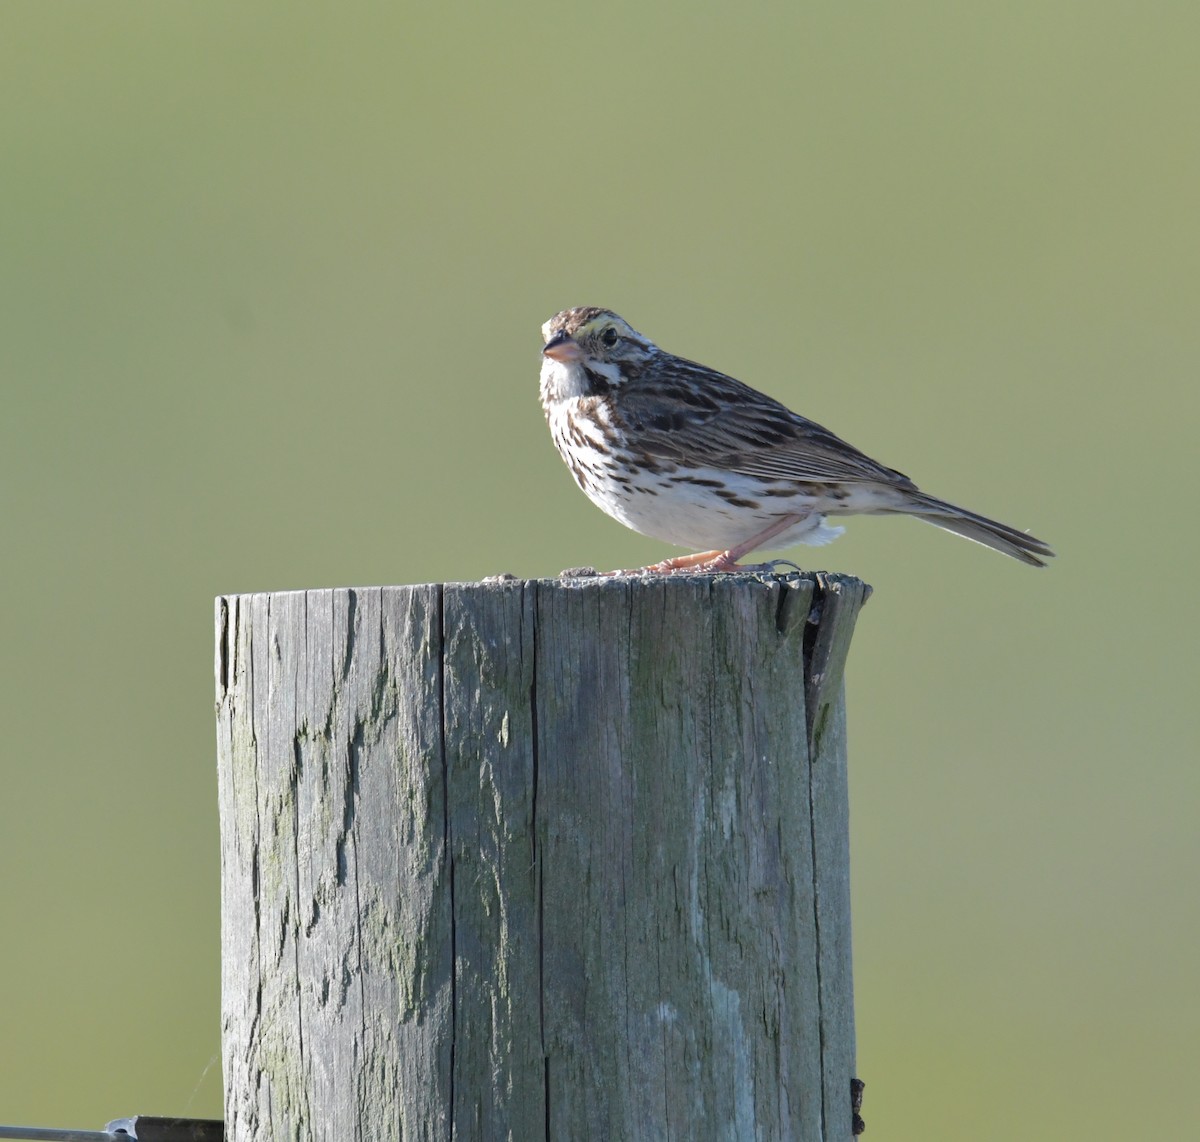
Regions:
[[539, 306, 1053, 573]]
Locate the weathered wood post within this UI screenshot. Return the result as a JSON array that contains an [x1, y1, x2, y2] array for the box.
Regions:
[[215, 573, 869, 1140]]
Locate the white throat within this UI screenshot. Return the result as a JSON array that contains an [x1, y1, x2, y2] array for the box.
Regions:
[[539, 356, 622, 405]]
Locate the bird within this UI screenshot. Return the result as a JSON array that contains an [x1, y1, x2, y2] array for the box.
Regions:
[[538, 306, 1053, 574]]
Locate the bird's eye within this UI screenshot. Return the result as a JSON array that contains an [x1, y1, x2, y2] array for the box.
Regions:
[[600, 327, 619, 348]]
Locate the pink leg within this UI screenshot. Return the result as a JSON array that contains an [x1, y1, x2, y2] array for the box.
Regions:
[[607, 513, 811, 576], [600, 549, 723, 577], [644, 549, 727, 572], [688, 512, 811, 572]]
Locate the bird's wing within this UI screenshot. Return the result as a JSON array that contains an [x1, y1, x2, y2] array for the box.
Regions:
[[615, 360, 916, 488]]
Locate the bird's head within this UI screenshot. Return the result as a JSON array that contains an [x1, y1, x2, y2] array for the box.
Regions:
[[540, 307, 656, 403]]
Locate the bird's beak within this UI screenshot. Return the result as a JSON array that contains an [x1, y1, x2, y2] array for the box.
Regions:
[[542, 330, 582, 363]]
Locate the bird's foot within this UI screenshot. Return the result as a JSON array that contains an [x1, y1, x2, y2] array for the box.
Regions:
[[600, 550, 768, 576]]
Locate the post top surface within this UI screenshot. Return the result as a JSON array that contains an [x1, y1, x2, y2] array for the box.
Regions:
[[215, 570, 871, 605]]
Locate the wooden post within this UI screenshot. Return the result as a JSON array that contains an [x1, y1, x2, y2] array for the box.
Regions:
[[215, 573, 869, 1140]]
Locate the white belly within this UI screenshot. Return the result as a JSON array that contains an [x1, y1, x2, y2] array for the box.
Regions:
[[588, 465, 848, 551], [545, 406, 856, 552]]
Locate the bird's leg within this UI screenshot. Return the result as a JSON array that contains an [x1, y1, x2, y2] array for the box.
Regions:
[[599, 549, 722, 577], [643, 549, 726, 572], [606, 513, 812, 576], [689, 513, 811, 573]]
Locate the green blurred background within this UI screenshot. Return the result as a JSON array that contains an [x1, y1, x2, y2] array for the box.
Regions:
[[2, 2, 1196, 1138]]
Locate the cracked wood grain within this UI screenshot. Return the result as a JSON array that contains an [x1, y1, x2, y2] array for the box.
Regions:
[[216, 573, 868, 1141]]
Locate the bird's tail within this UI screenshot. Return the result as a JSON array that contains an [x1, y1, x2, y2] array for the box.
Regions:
[[902, 491, 1054, 567]]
